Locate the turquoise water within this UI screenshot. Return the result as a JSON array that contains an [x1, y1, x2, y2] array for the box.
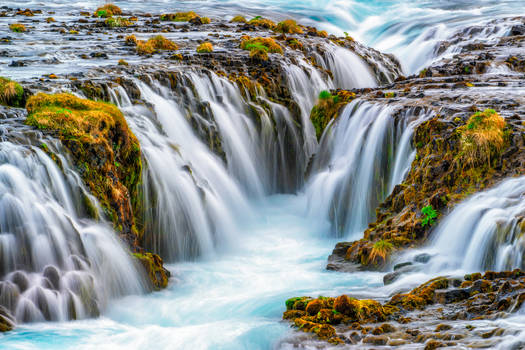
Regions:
[[0, 195, 383, 349]]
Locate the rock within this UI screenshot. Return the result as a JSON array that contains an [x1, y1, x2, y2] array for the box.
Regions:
[[434, 288, 470, 304], [394, 262, 413, 270], [363, 335, 388, 345], [414, 253, 432, 264], [43, 265, 61, 290], [0, 306, 15, 332], [510, 24, 525, 36], [384, 264, 419, 285]]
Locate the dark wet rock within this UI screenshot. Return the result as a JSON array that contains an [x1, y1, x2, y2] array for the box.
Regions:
[[434, 288, 470, 304], [43, 265, 61, 290], [414, 253, 432, 264], [384, 264, 419, 285], [394, 262, 413, 270], [0, 306, 15, 332]]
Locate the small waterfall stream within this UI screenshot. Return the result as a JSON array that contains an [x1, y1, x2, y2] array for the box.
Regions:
[[304, 101, 434, 238], [417, 176, 525, 273], [0, 128, 144, 324]]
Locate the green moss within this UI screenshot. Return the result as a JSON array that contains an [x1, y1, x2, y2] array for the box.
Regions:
[[230, 15, 246, 23], [25, 93, 142, 241], [274, 19, 303, 34], [0, 77, 24, 107], [9, 23, 27, 32], [104, 17, 131, 28], [160, 11, 199, 22], [310, 90, 356, 140], [132, 252, 169, 290]]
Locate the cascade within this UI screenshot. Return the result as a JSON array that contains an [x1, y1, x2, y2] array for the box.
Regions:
[[421, 176, 525, 272], [304, 101, 434, 238], [106, 51, 379, 261], [0, 118, 144, 324]]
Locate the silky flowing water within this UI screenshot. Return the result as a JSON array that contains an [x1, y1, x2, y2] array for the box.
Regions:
[[1, 0, 525, 349]]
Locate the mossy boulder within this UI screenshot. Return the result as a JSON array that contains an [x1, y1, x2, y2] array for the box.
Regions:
[[0, 77, 25, 107], [133, 252, 170, 290], [310, 90, 357, 140], [25, 93, 142, 246]]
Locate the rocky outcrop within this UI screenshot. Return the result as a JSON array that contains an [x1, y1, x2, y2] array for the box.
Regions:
[[326, 18, 525, 271], [283, 270, 525, 348]]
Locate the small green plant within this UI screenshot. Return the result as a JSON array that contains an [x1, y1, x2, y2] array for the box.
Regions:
[[421, 205, 438, 227], [318, 90, 333, 100]]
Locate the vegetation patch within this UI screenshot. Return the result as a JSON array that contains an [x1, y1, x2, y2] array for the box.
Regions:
[[0, 77, 24, 107], [274, 19, 303, 34], [458, 109, 506, 167], [160, 11, 199, 22], [136, 35, 178, 55], [132, 252, 170, 290], [240, 36, 283, 61], [9, 23, 27, 33], [310, 90, 357, 140], [196, 42, 213, 53], [230, 15, 247, 23], [94, 4, 121, 18], [104, 17, 131, 28], [248, 16, 276, 29], [25, 93, 142, 246]]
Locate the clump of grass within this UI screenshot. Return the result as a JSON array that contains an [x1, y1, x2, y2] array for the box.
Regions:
[[240, 36, 283, 62], [230, 15, 246, 23], [274, 19, 303, 34], [118, 59, 128, 66], [248, 16, 276, 29], [287, 38, 303, 50], [421, 205, 438, 227], [241, 37, 283, 54], [136, 35, 178, 55], [160, 11, 199, 22], [459, 109, 506, 166], [196, 42, 213, 53], [368, 240, 393, 264], [105, 17, 131, 28], [317, 30, 328, 38], [46, 17, 56, 23], [125, 34, 137, 45], [9, 23, 27, 33], [94, 3, 122, 17], [200, 17, 211, 24], [0, 77, 24, 107]]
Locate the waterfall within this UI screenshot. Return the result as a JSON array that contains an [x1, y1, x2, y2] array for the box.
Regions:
[[110, 79, 254, 262], [0, 129, 144, 324], [314, 44, 379, 89], [423, 176, 525, 272], [304, 100, 433, 238]]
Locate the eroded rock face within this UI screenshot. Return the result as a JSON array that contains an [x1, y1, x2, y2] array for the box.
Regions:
[[325, 17, 525, 272], [282, 270, 525, 348]]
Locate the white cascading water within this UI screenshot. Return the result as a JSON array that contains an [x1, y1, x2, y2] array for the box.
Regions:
[[304, 101, 434, 238], [314, 44, 379, 89], [419, 176, 525, 273], [110, 79, 253, 261], [0, 136, 144, 324], [106, 51, 380, 262]]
